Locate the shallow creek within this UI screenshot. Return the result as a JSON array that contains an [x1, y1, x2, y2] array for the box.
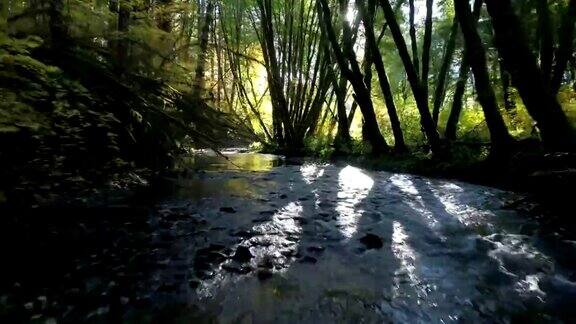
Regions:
[[2, 150, 576, 323], [147, 150, 576, 323]]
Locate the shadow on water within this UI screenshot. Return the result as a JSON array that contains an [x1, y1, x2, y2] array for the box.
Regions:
[[150, 152, 576, 323], [3, 150, 576, 323]]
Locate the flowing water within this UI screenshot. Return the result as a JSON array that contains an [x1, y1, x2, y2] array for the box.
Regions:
[[2, 150, 576, 323]]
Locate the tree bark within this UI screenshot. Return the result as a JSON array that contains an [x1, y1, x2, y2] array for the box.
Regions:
[[191, 0, 214, 101], [536, 0, 553, 87], [421, 0, 434, 97], [358, 0, 407, 152], [445, 53, 470, 141], [408, 0, 420, 77], [319, 0, 389, 155], [551, 0, 576, 94], [455, 0, 513, 154], [379, 0, 442, 155], [485, 0, 576, 151], [445, 0, 481, 141], [432, 17, 458, 125]]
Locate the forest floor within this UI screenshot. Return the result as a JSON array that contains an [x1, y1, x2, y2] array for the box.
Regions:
[[1, 150, 576, 323]]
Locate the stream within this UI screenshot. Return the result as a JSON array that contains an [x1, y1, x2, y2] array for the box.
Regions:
[[2, 149, 576, 323]]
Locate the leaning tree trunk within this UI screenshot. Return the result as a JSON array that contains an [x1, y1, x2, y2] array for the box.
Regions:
[[485, 0, 576, 151], [421, 0, 434, 98], [319, 0, 390, 155], [445, 53, 470, 141], [550, 0, 576, 94], [444, 0, 481, 141], [408, 0, 420, 76], [379, 0, 443, 155], [358, 0, 407, 152], [536, 0, 553, 87], [49, 0, 68, 50], [432, 17, 458, 125], [454, 0, 513, 154], [191, 0, 214, 102]]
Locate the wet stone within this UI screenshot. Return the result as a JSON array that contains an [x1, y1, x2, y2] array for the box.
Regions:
[[222, 264, 253, 275], [232, 246, 253, 263], [306, 245, 325, 254], [299, 256, 318, 264], [360, 234, 384, 250], [219, 207, 237, 213], [188, 280, 200, 289], [259, 210, 277, 216], [279, 194, 288, 199], [257, 269, 273, 281], [232, 230, 255, 238]]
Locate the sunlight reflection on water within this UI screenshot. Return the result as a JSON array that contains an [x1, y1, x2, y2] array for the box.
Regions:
[[336, 166, 374, 239], [392, 221, 423, 298]]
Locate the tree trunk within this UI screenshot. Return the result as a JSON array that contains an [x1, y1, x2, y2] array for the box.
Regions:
[[455, 0, 513, 154], [116, 1, 130, 73], [499, 60, 516, 114], [319, 0, 389, 155], [191, 0, 214, 101], [485, 0, 576, 151], [445, 0, 481, 141], [379, 0, 443, 155], [408, 0, 420, 77], [432, 17, 458, 125], [49, 0, 68, 50], [536, 0, 553, 87], [551, 0, 576, 94], [421, 0, 434, 97], [445, 53, 470, 141], [358, 0, 407, 152]]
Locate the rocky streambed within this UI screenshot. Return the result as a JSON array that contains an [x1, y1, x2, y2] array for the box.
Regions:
[[2, 150, 576, 323]]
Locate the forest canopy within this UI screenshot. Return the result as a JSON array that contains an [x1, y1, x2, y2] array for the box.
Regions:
[[1, 0, 576, 202]]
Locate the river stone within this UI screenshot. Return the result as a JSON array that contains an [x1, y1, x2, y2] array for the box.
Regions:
[[232, 246, 253, 263], [257, 269, 273, 281], [299, 256, 318, 264], [222, 264, 253, 274], [360, 233, 384, 249], [220, 207, 237, 213]]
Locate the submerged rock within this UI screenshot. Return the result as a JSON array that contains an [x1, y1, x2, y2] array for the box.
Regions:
[[222, 264, 253, 275], [219, 207, 237, 213], [298, 256, 318, 264], [232, 246, 253, 263], [257, 269, 273, 281], [360, 233, 384, 249]]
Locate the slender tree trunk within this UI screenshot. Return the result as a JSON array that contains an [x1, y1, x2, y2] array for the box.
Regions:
[[537, 0, 553, 87], [421, 0, 434, 98], [331, 71, 352, 153], [551, 0, 576, 94], [379, 0, 443, 155], [445, 53, 469, 141], [455, 0, 513, 154], [49, 0, 68, 50], [408, 0, 420, 76], [358, 0, 407, 152], [319, 0, 389, 155], [432, 17, 458, 125], [499, 60, 515, 114], [445, 0, 481, 141], [116, 1, 130, 72], [485, 0, 576, 151], [191, 0, 214, 101]]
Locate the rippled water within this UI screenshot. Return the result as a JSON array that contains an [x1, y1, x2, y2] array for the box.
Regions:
[[3, 151, 575, 323], [148, 151, 576, 323]]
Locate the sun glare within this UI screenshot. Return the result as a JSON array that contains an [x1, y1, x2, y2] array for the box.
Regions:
[[335, 166, 374, 239]]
